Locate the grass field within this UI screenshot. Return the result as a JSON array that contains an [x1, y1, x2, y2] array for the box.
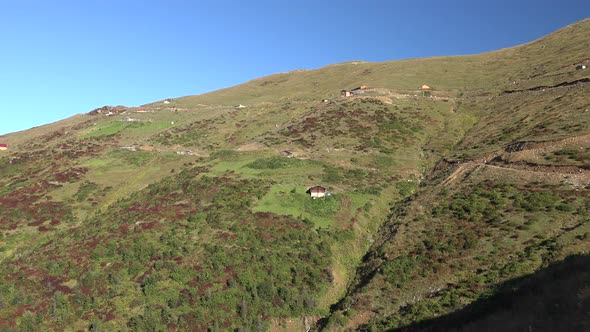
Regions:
[[80, 120, 174, 139]]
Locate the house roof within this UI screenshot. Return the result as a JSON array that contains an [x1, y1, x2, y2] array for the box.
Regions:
[[351, 86, 367, 91], [0, 144, 7, 147], [421, 84, 432, 90], [307, 185, 327, 192]]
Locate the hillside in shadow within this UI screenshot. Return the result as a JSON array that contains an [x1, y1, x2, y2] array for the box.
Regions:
[[387, 254, 590, 332]]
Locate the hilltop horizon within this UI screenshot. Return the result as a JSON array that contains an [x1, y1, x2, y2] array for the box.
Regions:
[[3, 17, 589, 138], [1, 1, 589, 135]]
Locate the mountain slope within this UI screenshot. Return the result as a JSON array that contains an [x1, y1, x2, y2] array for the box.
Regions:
[[165, 18, 590, 108], [387, 254, 590, 332], [0, 19, 588, 331], [319, 20, 590, 331]]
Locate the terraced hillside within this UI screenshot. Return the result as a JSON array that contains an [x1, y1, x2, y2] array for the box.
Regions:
[[0, 19, 588, 331]]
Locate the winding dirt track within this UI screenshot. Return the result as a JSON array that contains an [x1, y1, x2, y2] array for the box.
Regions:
[[442, 133, 590, 187]]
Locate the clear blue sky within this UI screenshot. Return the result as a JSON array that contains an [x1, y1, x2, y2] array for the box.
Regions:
[[0, 1, 588, 135]]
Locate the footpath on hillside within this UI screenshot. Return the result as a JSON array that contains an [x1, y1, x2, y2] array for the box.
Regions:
[[442, 133, 590, 188]]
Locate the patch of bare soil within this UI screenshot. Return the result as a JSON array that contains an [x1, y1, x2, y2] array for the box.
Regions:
[[343, 311, 377, 330], [235, 143, 267, 152], [140, 145, 156, 151], [269, 316, 320, 332]]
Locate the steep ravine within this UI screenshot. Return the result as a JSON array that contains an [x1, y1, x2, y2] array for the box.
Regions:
[[316, 196, 412, 331]]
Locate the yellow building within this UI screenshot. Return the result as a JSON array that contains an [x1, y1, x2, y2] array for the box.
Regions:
[[421, 85, 432, 96]]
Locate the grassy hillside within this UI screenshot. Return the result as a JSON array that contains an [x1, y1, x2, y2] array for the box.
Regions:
[[0, 18, 588, 331], [155, 19, 589, 109]]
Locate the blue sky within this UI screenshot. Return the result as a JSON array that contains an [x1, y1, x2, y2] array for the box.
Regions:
[[0, 1, 588, 135]]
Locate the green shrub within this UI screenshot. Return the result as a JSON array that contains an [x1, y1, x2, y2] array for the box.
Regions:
[[556, 203, 574, 212], [396, 181, 417, 197], [322, 166, 343, 183], [554, 149, 578, 156], [210, 149, 239, 161], [74, 181, 99, 202], [247, 157, 291, 169], [381, 256, 421, 288], [375, 155, 395, 168]]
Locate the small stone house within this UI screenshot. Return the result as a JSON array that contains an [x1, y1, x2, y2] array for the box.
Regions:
[[306, 185, 328, 199], [176, 150, 194, 156], [342, 85, 368, 97], [351, 86, 368, 95], [279, 150, 294, 158], [421, 85, 432, 96], [121, 117, 141, 122]]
